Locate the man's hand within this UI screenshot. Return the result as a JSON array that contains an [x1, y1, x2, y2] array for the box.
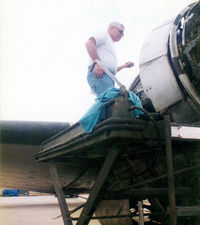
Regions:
[[123, 61, 134, 68], [94, 63, 104, 78], [117, 61, 134, 72]]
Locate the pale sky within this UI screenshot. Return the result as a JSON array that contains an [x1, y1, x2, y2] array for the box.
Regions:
[[0, 0, 196, 123]]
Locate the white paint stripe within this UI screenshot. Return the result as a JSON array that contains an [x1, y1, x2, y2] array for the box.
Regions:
[[171, 124, 200, 140]]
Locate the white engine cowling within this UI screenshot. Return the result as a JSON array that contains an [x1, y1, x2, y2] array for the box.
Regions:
[[131, 1, 200, 124]]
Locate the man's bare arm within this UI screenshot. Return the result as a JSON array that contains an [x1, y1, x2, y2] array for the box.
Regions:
[[117, 61, 134, 72], [85, 38, 104, 78], [85, 38, 99, 61]]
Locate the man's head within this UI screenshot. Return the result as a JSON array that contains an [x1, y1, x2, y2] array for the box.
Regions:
[[108, 21, 124, 42]]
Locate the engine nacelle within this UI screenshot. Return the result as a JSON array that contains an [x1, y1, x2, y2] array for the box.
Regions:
[[131, 1, 200, 124]]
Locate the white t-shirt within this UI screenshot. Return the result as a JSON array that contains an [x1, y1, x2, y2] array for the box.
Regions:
[[89, 31, 117, 75]]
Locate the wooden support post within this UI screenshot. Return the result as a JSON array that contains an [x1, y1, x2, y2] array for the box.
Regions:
[[49, 160, 73, 225], [76, 145, 120, 225], [138, 201, 144, 225], [164, 116, 177, 225]]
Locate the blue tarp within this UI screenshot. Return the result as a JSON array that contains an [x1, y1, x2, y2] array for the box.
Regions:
[[79, 87, 143, 133], [2, 189, 20, 196]]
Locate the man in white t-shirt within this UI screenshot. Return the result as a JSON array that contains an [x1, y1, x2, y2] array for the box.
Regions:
[[85, 21, 134, 96]]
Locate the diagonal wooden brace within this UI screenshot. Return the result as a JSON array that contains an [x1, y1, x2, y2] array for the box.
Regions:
[[76, 145, 121, 225], [49, 160, 73, 225]]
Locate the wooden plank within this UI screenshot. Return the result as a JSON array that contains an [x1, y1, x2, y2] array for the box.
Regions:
[[76, 145, 120, 225], [39, 118, 148, 153], [41, 122, 84, 152], [94, 200, 133, 225], [177, 206, 200, 217], [138, 201, 144, 225], [118, 164, 200, 190], [164, 116, 177, 225], [49, 160, 73, 225], [36, 119, 164, 162], [103, 187, 191, 199]]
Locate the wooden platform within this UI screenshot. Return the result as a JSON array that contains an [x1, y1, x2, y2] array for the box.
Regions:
[[36, 117, 165, 162], [35, 95, 200, 225]]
